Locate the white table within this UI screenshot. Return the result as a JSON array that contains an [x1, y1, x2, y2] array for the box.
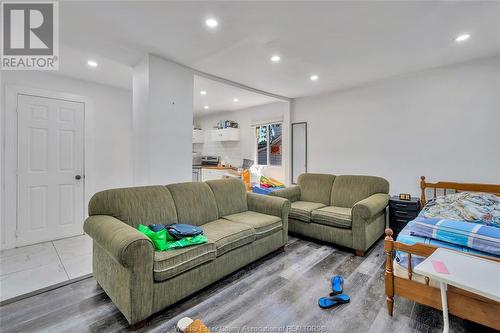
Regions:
[[414, 248, 500, 333]]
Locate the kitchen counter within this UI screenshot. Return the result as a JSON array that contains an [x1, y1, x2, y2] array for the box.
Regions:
[[192, 165, 237, 170]]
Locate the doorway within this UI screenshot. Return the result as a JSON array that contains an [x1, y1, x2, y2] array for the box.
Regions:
[[15, 94, 85, 247]]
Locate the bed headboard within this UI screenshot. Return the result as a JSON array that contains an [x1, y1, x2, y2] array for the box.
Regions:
[[420, 176, 500, 206]]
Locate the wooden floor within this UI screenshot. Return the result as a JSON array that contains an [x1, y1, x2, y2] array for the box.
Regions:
[[0, 237, 495, 333]]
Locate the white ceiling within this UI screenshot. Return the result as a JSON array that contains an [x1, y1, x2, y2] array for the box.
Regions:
[[58, 1, 500, 97], [193, 76, 280, 116]]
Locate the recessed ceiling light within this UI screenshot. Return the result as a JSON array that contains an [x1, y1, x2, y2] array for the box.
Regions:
[[271, 55, 281, 62], [203, 106, 209, 110], [200, 90, 207, 95], [87, 60, 98, 68], [455, 34, 470, 42], [310, 75, 319, 81], [233, 98, 239, 102], [205, 18, 218, 28]]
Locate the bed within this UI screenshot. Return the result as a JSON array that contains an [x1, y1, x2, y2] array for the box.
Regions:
[[384, 176, 500, 330]]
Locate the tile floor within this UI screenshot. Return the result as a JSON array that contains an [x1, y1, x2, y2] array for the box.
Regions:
[[0, 234, 92, 302]]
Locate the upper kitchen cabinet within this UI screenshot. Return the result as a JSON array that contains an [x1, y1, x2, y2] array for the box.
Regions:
[[192, 129, 204, 143], [210, 128, 240, 142]]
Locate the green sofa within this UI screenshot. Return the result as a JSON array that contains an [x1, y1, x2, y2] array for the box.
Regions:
[[270, 173, 389, 256], [83, 178, 290, 325]]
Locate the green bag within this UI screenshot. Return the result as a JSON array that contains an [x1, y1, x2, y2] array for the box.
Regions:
[[137, 224, 174, 251], [138, 224, 207, 251], [165, 234, 208, 250]]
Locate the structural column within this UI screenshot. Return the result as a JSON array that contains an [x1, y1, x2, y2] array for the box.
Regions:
[[132, 54, 193, 185]]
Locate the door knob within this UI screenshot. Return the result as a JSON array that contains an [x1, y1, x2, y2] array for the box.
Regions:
[[75, 175, 82, 180]]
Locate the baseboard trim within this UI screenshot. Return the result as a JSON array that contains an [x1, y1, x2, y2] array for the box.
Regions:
[[0, 273, 93, 307]]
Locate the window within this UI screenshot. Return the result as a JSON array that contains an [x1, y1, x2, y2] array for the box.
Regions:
[[256, 123, 282, 166]]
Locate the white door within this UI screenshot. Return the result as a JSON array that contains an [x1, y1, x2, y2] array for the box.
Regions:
[[17, 94, 85, 246]]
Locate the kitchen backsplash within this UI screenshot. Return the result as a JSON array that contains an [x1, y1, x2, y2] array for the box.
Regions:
[[193, 141, 243, 167]]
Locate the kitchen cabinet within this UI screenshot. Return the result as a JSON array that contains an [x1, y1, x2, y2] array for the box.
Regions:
[[201, 168, 228, 181], [192, 129, 204, 143], [210, 128, 240, 142]]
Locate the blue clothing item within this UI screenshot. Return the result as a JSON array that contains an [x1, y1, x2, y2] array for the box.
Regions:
[[148, 224, 167, 232], [166, 224, 204, 240]]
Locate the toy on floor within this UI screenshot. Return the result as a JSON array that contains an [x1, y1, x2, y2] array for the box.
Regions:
[[259, 175, 285, 188], [177, 317, 211, 333], [318, 275, 351, 309]]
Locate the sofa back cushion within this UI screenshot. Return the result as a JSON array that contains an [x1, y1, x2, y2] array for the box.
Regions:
[[167, 182, 219, 226], [331, 175, 389, 208], [88, 186, 178, 228], [206, 178, 248, 216], [297, 173, 336, 205]]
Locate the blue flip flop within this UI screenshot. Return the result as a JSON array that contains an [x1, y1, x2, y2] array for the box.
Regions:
[[330, 276, 344, 295], [318, 294, 350, 309]]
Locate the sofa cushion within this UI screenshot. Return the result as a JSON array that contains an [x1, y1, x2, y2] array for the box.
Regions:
[[223, 211, 282, 239], [312, 206, 352, 228], [202, 219, 256, 256], [89, 186, 178, 228], [166, 182, 219, 226], [153, 243, 217, 282], [290, 201, 326, 222], [297, 173, 336, 205], [206, 179, 248, 216], [330, 175, 390, 208]]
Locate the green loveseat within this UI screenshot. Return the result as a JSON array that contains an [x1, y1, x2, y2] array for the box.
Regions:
[[271, 173, 389, 256], [83, 178, 290, 326]]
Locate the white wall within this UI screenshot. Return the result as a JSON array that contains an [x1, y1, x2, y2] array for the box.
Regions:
[[292, 56, 500, 196], [133, 55, 193, 185], [1, 71, 133, 249], [194, 101, 288, 182]]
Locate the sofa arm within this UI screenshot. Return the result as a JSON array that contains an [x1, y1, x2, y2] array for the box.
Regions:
[[84, 215, 154, 268], [247, 193, 290, 218], [352, 193, 389, 220], [247, 193, 290, 245], [269, 186, 301, 203]]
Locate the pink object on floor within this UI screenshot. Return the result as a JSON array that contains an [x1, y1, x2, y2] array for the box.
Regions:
[[431, 260, 450, 274]]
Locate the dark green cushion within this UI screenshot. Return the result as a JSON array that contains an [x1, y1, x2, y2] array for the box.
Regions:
[[290, 201, 326, 222], [167, 182, 219, 226], [202, 219, 256, 256], [297, 173, 336, 205], [88, 186, 177, 228], [153, 243, 217, 282], [206, 178, 248, 216], [223, 211, 282, 239], [312, 206, 352, 228], [330, 175, 389, 208]]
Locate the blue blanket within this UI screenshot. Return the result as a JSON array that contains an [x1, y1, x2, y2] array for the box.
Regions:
[[410, 216, 500, 256], [395, 219, 499, 269]]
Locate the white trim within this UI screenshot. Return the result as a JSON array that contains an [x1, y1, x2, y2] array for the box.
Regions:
[[251, 117, 284, 128], [2, 85, 91, 250]]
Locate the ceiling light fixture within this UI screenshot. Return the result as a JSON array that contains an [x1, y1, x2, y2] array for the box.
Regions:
[[310, 75, 319, 81], [200, 90, 207, 95], [455, 34, 470, 42], [203, 106, 209, 110], [205, 18, 218, 28], [270, 55, 281, 62], [87, 60, 98, 68], [233, 98, 239, 102]]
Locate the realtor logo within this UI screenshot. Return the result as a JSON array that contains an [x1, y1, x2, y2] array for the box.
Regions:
[[1, 1, 59, 70]]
